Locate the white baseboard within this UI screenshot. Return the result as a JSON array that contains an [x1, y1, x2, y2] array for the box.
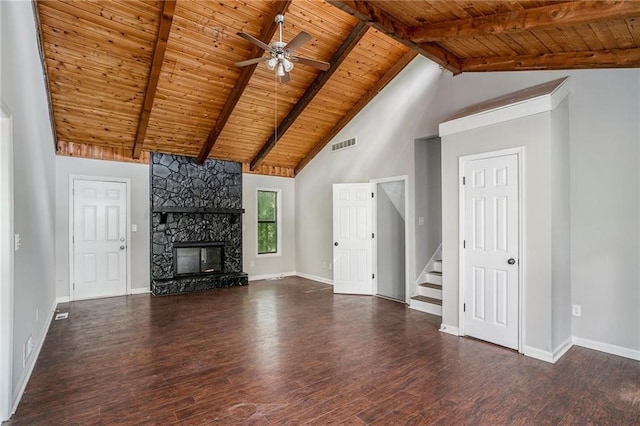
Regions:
[[295, 272, 333, 285], [439, 324, 460, 336], [249, 271, 296, 282], [55, 296, 69, 304], [552, 337, 574, 362], [523, 340, 573, 364], [129, 287, 150, 295], [573, 336, 640, 361], [523, 345, 554, 363], [11, 298, 57, 415]]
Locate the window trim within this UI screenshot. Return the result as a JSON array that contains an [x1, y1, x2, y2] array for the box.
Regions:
[[256, 188, 282, 258]]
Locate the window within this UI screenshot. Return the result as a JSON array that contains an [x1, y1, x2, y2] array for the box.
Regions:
[[257, 189, 280, 255]]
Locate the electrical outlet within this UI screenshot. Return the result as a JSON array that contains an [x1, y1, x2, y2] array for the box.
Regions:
[[572, 304, 581, 317], [329, 263, 332, 270], [250, 260, 254, 268], [322, 261, 327, 269], [36, 308, 39, 322], [23, 335, 33, 367]]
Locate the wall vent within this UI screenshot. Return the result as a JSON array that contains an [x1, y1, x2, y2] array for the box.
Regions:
[[331, 137, 357, 153]]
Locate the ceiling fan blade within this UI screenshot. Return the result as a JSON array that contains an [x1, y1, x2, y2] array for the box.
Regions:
[[291, 56, 330, 71], [235, 57, 269, 68], [237, 32, 273, 53], [280, 71, 291, 84], [284, 31, 312, 53]]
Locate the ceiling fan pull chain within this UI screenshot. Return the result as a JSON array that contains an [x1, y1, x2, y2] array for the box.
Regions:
[[274, 69, 278, 145]]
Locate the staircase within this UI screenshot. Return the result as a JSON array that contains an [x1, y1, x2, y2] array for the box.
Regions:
[[410, 254, 443, 316]]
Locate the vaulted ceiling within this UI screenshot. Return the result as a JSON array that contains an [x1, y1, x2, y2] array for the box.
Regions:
[[36, 1, 640, 176]]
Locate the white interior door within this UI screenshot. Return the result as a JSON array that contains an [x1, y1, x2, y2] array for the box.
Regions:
[[333, 183, 372, 295], [72, 179, 127, 300], [462, 153, 519, 349]]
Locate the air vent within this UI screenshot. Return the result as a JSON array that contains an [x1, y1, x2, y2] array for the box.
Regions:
[[331, 137, 357, 153]]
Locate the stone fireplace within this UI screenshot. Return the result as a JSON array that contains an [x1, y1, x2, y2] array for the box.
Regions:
[[150, 153, 248, 295]]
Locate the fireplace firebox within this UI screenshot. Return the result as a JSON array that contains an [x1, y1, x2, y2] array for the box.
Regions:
[[174, 242, 224, 276]]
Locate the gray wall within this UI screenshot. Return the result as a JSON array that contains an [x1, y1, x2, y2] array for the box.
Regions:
[[376, 183, 405, 300], [2, 0, 57, 403], [414, 137, 442, 274], [243, 174, 296, 278], [55, 160, 298, 294], [550, 100, 572, 350], [296, 57, 640, 354], [296, 59, 446, 284], [441, 112, 556, 352], [55, 156, 150, 296]]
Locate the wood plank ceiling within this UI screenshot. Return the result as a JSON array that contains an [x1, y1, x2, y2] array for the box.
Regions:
[[37, 1, 640, 176]]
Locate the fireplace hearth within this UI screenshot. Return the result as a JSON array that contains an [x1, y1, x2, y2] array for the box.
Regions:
[[150, 153, 248, 295]]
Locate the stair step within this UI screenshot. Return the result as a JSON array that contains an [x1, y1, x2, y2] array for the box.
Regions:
[[428, 271, 442, 276], [419, 282, 442, 290], [411, 295, 442, 306]]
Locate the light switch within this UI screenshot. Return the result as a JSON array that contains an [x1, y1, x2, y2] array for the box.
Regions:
[[14, 233, 21, 252], [418, 217, 425, 226], [131, 224, 137, 232]]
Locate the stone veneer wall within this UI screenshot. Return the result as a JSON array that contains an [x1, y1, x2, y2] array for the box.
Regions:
[[150, 153, 248, 295]]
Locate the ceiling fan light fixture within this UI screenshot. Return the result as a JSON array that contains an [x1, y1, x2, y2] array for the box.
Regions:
[[276, 62, 285, 77], [283, 58, 294, 72], [266, 57, 277, 70]]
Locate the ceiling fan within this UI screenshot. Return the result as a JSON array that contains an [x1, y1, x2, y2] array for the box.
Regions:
[[235, 14, 330, 83]]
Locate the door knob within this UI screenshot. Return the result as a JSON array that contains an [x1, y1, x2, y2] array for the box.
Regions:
[[507, 258, 516, 265], [334, 242, 339, 246], [120, 245, 126, 250]]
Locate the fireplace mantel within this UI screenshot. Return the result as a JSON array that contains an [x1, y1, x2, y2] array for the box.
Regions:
[[152, 207, 245, 215]]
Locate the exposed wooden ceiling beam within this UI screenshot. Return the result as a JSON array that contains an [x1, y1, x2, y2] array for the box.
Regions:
[[410, 1, 640, 42], [461, 48, 640, 72], [250, 21, 369, 171], [131, 0, 176, 159], [327, 0, 461, 74], [295, 51, 417, 176], [197, 1, 292, 165]]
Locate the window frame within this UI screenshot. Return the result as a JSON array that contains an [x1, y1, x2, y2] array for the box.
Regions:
[[256, 188, 282, 257]]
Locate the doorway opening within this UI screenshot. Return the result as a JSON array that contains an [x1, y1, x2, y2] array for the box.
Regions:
[[372, 176, 408, 303]]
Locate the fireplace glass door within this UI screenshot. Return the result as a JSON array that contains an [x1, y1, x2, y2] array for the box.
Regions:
[[175, 244, 223, 275]]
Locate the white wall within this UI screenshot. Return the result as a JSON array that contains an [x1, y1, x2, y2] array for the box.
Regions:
[[1, 0, 57, 411], [55, 156, 150, 297], [243, 174, 296, 279], [296, 56, 640, 354]]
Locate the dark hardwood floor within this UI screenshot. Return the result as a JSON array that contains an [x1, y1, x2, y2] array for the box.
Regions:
[[7, 277, 640, 424]]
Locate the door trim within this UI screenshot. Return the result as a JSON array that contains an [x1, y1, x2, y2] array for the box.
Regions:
[[0, 103, 14, 421], [68, 175, 131, 301], [370, 175, 409, 304], [458, 147, 525, 352]]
